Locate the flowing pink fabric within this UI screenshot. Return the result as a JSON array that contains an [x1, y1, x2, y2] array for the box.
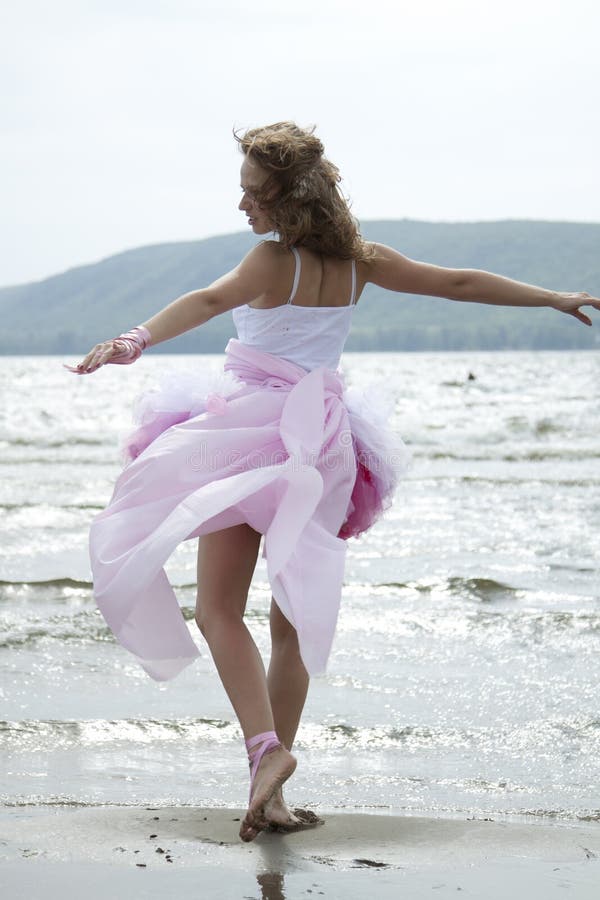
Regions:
[[90, 339, 408, 681]]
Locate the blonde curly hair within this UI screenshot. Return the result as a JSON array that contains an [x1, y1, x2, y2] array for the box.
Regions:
[[234, 121, 374, 262]]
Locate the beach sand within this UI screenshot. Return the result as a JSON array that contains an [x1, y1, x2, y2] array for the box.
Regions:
[[1, 806, 599, 899]]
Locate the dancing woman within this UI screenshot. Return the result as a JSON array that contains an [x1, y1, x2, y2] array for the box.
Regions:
[[65, 121, 599, 842]]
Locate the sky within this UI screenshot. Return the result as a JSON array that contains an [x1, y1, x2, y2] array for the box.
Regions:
[[1, 0, 599, 287]]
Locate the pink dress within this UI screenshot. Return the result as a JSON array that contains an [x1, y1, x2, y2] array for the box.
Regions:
[[90, 249, 410, 681]]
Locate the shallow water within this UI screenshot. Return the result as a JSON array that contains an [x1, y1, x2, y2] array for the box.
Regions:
[[1, 351, 599, 820]]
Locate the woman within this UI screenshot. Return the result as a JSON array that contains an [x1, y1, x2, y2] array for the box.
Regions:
[[66, 121, 599, 843]]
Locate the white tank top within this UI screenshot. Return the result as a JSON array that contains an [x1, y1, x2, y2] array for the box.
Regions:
[[232, 247, 357, 372]]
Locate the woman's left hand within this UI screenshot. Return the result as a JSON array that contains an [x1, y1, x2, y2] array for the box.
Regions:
[[551, 292, 600, 326]]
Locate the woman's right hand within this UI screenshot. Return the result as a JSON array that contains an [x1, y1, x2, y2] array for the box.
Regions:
[[64, 327, 150, 374], [63, 339, 130, 374]]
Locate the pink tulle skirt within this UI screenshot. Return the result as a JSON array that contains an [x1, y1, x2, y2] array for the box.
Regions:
[[90, 339, 409, 681]]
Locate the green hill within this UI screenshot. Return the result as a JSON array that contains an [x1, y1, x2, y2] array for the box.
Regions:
[[2, 220, 599, 353]]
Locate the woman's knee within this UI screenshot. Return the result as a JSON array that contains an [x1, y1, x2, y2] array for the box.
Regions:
[[194, 595, 243, 637], [269, 599, 299, 648], [194, 604, 209, 636], [195, 523, 261, 636]]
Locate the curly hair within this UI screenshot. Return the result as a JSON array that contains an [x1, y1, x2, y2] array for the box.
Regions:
[[234, 121, 374, 262]]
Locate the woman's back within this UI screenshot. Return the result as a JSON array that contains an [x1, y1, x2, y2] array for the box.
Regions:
[[232, 244, 362, 371], [246, 242, 364, 309]]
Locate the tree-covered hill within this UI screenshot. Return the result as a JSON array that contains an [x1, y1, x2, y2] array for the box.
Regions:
[[2, 220, 599, 354]]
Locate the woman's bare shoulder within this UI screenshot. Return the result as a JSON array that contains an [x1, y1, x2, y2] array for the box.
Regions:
[[256, 239, 289, 259], [235, 239, 290, 279]]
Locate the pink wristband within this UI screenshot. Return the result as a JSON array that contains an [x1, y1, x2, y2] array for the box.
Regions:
[[63, 325, 152, 373], [109, 325, 152, 364]]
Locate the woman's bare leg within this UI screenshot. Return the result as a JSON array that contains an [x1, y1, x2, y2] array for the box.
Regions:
[[195, 524, 295, 841], [267, 598, 310, 750], [266, 598, 314, 826]]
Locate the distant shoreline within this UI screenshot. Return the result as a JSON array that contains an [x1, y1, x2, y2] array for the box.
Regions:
[[3, 347, 597, 358], [2, 221, 598, 353]]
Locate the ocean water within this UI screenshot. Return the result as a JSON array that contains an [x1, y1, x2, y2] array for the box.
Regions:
[[1, 351, 599, 822]]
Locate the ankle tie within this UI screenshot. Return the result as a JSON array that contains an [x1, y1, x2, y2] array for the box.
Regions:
[[245, 730, 282, 801]]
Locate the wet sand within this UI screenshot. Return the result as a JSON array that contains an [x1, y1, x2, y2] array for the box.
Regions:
[[1, 805, 599, 898]]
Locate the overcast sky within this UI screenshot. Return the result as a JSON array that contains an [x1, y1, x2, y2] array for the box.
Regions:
[[2, 0, 598, 287]]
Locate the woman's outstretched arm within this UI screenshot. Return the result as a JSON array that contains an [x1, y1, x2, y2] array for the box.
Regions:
[[364, 242, 600, 326], [66, 242, 279, 374], [139, 241, 281, 344]]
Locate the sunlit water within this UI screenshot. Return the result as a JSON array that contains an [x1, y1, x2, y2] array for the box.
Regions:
[[1, 351, 599, 822]]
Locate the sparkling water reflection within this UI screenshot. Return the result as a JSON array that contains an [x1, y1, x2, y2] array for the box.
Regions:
[[1, 352, 599, 820]]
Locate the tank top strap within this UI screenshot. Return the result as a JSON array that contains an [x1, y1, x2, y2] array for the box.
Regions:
[[287, 247, 301, 304], [286, 248, 356, 306], [349, 258, 357, 306]]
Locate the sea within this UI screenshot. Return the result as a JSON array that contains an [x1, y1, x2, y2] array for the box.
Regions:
[[1, 351, 599, 823]]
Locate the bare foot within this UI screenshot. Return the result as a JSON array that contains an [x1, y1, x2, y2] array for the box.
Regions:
[[264, 788, 301, 828], [239, 745, 296, 842], [263, 788, 324, 831], [266, 803, 325, 834]]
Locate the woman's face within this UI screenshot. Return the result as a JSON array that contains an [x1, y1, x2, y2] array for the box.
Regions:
[[238, 155, 274, 235]]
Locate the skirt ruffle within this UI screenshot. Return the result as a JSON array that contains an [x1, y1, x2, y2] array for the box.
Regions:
[[121, 352, 409, 542], [91, 340, 410, 681]]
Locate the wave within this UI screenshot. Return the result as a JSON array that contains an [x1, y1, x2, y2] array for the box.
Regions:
[[3, 574, 597, 649], [3, 715, 598, 752], [0, 503, 103, 511], [0, 457, 111, 465], [1, 437, 110, 448], [4, 606, 598, 651], [425, 475, 600, 487], [0, 717, 237, 749], [0, 577, 93, 588], [376, 576, 517, 603], [421, 449, 600, 461], [1, 796, 596, 823], [0, 580, 196, 591], [0, 613, 111, 649], [0, 798, 211, 809], [0, 603, 199, 649], [502, 416, 567, 436]]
